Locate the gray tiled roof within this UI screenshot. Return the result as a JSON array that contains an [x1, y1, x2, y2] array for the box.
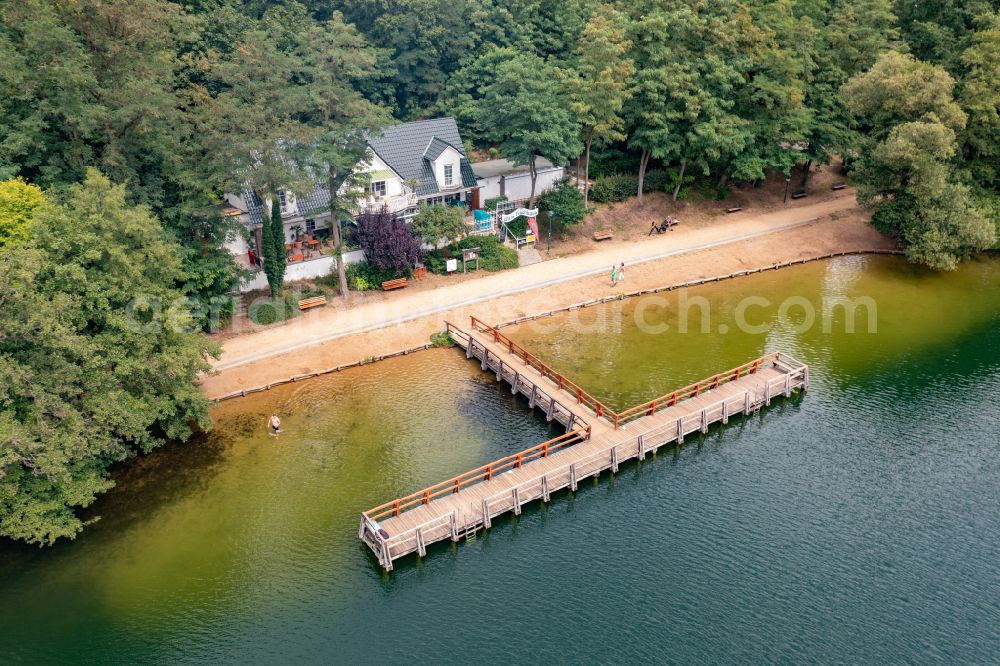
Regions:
[[423, 136, 453, 161], [240, 117, 476, 223], [368, 117, 478, 196]]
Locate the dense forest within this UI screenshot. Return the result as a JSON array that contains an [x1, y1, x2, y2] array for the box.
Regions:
[[1, 0, 999, 544]]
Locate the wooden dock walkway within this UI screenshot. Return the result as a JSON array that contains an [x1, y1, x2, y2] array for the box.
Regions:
[[360, 317, 809, 571]]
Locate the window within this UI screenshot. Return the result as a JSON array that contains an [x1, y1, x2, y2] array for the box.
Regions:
[[443, 163, 454, 187], [305, 218, 315, 232], [370, 180, 387, 197], [279, 191, 295, 216]]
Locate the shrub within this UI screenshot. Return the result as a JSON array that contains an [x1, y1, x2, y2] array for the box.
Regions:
[[425, 235, 519, 274], [504, 215, 529, 238], [248, 291, 297, 325], [356, 208, 423, 276], [642, 169, 669, 193], [484, 195, 508, 211], [411, 204, 466, 244], [590, 173, 638, 202], [345, 261, 400, 291], [537, 178, 587, 226], [456, 235, 518, 271]]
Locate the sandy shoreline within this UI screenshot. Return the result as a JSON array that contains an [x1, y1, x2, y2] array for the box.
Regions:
[[202, 195, 895, 400]]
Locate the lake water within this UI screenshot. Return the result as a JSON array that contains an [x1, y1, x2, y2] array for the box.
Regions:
[[2, 255, 999, 664]]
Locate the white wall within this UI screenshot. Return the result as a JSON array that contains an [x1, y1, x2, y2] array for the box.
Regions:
[[238, 252, 367, 293], [239, 255, 336, 293], [432, 146, 463, 191], [477, 167, 565, 202], [357, 151, 405, 198]]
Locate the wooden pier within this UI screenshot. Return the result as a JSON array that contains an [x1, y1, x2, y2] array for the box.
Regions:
[[360, 317, 809, 571]]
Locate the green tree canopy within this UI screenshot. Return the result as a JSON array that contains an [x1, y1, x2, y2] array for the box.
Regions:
[[566, 4, 634, 204], [844, 52, 996, 268], [0, 170, 216, 544], [0, 178, 44, 249], [472, 51, 581, 206], [411, 204, 467, 244]]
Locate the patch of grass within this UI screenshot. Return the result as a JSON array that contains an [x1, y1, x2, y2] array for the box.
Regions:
[[430, 331, 454, 347]]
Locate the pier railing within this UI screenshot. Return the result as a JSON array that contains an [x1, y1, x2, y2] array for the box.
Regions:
[[615, 352, 788, 426], [469, 316, 617, 423], [364, 425, 592, 522], [467, 316, 789, 430]]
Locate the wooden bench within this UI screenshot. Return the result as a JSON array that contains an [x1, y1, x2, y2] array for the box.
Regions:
[[726, 206, 743, 214], [831, 182, 847, 191], [382, 278, 409, 291], [298, 295, 327, 311], [791, 191, 808, 199], [592, 228, 613, 241]]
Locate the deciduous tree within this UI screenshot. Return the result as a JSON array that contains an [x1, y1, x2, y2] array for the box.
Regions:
[[566, 5, 633, 205], [0, 171, 216, 544], [472, 51, 581, 206]]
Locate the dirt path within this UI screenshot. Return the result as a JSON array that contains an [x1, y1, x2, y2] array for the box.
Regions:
[[202, 192, 894, 399]]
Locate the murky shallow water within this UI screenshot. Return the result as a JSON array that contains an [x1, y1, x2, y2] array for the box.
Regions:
[[2, 255, 999, 663]]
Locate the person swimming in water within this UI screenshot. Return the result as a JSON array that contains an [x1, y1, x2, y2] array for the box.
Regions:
[[268, 414, 281, 434]]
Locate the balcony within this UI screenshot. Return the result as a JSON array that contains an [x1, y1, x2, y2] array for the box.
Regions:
[[355, 192, 417, 215]]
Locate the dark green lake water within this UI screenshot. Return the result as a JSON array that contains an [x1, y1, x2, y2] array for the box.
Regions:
[[2, 255, 999, 664]]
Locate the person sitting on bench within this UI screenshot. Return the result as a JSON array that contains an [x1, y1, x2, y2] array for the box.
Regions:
[[648, 216, 678, 235]]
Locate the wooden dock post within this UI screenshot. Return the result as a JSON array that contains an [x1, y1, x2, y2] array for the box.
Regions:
[[765, 382, 771, 406], [700, 409, 708, 433], [784, 373, 791, 397], [566, 412, 576, 432], [358, 515, 366, 540], [722, 399, 729, 424], [481, 348, 489, 371], [744, 390, 752, 414], [450, 511, 460, 541], [466, 340, 473, 359], [546, 396, 555, 422], [611, 446, 619, 473], [511, 372, 519, 394], [570, 463, 578, 490], [482, 499, 491, 529], [416, 527, 426, 556], [512, 487, 521, 515], [381, 541, 392, 571], [638, 434, 645, 460], [528, 384, 537, 408], [541, 475, 550, 501], [803, 367, 810, 390], [676, 417, 684, 444]]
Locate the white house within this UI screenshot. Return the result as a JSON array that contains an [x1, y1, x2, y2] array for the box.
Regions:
[[472, 157, 565, 202], [225, 117, 481, 290]]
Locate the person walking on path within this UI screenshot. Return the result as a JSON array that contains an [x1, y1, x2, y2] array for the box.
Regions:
[[610, 264, 618, 286], [618, 262, 625, 284]]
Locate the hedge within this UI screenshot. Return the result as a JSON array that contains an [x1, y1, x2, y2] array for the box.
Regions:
[[589, 169, 670, 203]]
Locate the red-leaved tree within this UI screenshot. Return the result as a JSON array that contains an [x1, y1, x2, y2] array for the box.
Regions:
[[355, 207, 424, 276]]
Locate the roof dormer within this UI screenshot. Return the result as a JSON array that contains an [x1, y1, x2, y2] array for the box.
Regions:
[[423, 137, 463, 191]]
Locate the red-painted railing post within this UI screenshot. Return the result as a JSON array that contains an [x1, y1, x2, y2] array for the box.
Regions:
[[453, 479, 461, 493], [486, 464, 493, 481], [422, 490, 430, 505], [393, 500, 401, 517], [515, 453, 523, 468]]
